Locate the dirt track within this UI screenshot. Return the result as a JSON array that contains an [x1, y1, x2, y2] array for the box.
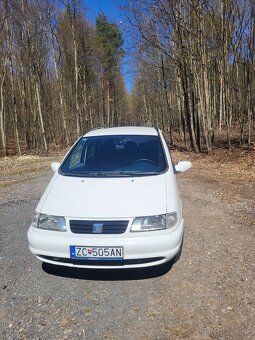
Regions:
[[0, 151, 254, 339]]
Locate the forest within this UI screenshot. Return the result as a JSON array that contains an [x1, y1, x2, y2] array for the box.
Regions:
[[0, 0, 254, 156]]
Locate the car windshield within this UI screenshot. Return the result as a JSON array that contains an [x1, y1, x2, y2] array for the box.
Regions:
[[60, 135, 167, 177]]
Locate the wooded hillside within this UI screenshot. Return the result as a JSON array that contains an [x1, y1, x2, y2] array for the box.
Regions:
[[0, 0, 254, 156], [0, 0, 128, 156], [127, 0, 254, 152]]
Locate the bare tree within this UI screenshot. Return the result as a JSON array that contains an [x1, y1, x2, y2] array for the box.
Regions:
[[126, 0, 254, 152]]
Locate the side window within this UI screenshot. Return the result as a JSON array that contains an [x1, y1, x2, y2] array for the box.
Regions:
[[159, 134, 171, 169], [87, 140, 97, 160], [69, 143, 84, 169]]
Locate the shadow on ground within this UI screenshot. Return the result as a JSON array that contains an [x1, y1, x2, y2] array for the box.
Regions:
[[42, 261, 173, 281]]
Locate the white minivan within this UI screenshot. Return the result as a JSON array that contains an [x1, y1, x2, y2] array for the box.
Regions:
[[27, 127, 191, 269]]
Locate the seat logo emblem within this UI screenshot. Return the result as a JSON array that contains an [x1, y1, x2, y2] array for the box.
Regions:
[[93, 223, 103, 233]]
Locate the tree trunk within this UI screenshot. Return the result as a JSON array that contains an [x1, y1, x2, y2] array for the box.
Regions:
[[0, 65, 6, 156], [49, 21, 70, 147], [161, 55, 173, 144], [9, 57, 21, 156], [5, 5, 21, 156], [69, 8, 81, 137], [35, 77, 48, 152], [247, 9, 254, 146], [181, 64, 199, 152], [106, 78, 110, 127]]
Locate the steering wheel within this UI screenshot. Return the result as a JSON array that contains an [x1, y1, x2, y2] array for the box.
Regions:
[[134, 159, 155, 165]]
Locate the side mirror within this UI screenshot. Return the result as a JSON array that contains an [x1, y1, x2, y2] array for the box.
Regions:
[[51, 162, 60, 172], [175, 161, 192, 173]]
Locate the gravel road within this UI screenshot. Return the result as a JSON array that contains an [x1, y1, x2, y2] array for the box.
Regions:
[[1, 164, 254, 339]]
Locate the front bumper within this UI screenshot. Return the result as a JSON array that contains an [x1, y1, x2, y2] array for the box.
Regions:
[[27, 219, 184, 269]]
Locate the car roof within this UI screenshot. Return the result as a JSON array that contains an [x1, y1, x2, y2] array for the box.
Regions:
[[84, 126, 159, 137]]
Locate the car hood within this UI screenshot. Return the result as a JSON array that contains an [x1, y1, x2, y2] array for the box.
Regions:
[[39, 174, 167, 219]]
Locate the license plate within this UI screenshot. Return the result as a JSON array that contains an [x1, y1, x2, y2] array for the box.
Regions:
[[70, 246, 123, 260]]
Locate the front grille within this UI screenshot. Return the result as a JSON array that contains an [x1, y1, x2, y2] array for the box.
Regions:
[[69, 220, 129, 234]]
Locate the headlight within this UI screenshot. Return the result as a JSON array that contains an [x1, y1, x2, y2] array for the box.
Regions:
[[130, 212, 178, 232], [32, 213, 66, 232]]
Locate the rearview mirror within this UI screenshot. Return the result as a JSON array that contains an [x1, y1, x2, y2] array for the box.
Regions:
[[51, 162, 60, 172], [175, 161, 192, 173]]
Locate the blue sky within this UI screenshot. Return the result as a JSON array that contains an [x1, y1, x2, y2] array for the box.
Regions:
[[86, 0, 134, 92]]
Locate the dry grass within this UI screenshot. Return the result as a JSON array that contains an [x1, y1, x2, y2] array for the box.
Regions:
[[0, 153, 65, 187], [0, 154, 64, 178], [172, 148, 255, 226], [172, 148, 255, 183]]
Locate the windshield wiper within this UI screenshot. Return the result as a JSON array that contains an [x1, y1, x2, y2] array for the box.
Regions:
[[85, 171, 161, 177], [62, 171, 160, 177], [62, 172, 84, 177], [128, 172, 160, 176], [96, 171, 131, 177], [82, 171, 132, 177], [97, 171, 161, 177]]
